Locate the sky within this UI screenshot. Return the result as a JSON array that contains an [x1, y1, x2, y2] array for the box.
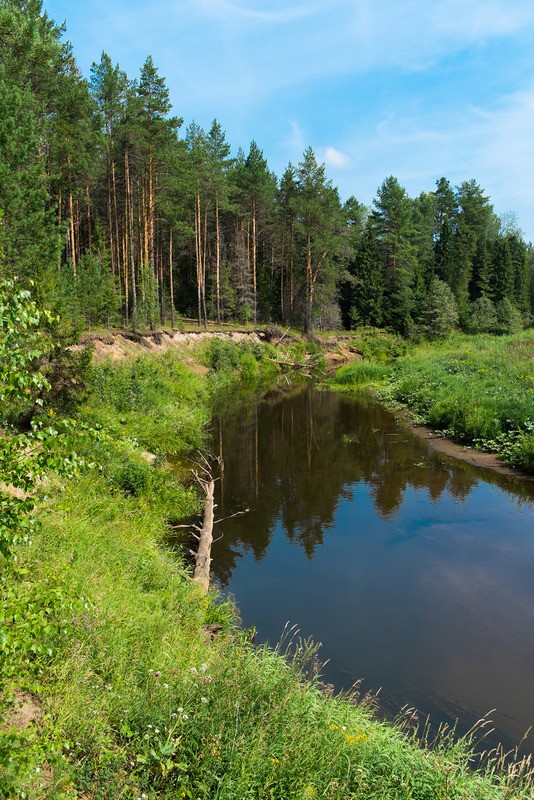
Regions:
[[45, 0, 534, 241]]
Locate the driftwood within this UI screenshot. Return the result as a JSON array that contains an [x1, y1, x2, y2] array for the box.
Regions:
[[192, 474, 215, 594], [173, 453, 248, 593]]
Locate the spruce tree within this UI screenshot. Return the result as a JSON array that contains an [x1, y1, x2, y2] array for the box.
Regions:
[[371, 176, 415, 334], [348, 223, 385, 328], [433, 177, 457, 286]]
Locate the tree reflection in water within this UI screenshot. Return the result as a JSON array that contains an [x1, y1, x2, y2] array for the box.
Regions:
[[209, 387, 531, 587]]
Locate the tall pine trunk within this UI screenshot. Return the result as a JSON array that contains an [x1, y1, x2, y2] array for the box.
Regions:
[[215, 196, 221, 323]]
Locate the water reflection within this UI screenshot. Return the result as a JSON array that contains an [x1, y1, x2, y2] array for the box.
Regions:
[[212, 388, 531, 580], [207, 387, 534, 751]]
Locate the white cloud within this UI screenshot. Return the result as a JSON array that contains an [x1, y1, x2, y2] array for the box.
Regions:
[[322, 146, 352, 169]]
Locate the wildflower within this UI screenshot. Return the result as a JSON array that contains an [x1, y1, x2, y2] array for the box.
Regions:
[[154, 728, 160, 734], [189, 667, 198, 675], [182, 714, 189, 720], [162, 683, 169, 689], [177, 707, 184, 713], [200, 663, 208, 672], [201, 696, 208, 703]]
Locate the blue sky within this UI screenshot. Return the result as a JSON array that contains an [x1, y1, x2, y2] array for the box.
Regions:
[[45, 0, 534, 241]]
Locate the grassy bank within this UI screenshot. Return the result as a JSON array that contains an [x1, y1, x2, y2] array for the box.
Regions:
[[2, 339, 533, 798], [331, 329, 534, 475]]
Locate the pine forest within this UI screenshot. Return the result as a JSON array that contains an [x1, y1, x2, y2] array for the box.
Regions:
[[1, 1, 533, 338]]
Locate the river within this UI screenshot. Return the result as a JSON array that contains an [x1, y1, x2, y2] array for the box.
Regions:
[[207, 386, 534, 754]]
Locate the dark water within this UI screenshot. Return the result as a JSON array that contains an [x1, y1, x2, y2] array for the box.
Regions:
[[208, 387, 534, 752]]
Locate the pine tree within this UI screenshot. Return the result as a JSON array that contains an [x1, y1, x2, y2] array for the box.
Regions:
[[276, 163, 299, 324], [135, 56, 182, 327], [0, 70, 59, 287], [230, 142, 276, 321], [206, 120, 233, 322], [89, 52, 130, 318], [295, 148, 342, 332], [185, 121, 210, 326]]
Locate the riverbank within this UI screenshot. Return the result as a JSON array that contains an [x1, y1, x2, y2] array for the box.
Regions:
[[330, 329, 534, 478], [2, 337, 533, 798]]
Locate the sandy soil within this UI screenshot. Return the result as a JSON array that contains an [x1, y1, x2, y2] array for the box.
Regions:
[[409, 423, 534, 481]]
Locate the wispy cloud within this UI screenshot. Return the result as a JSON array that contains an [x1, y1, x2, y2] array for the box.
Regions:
[[282, 120, 306, 159], [192, 0, 326, 25], [47, 0, 534, 239], [430, 0, 534, 39], [326, 85, 534, 239]]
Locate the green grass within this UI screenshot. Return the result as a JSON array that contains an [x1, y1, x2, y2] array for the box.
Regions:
[[331, 360, 391, 387], [79, 350, 210, 456], [2, 344, 534, 798], [379, 330, 534, 472]]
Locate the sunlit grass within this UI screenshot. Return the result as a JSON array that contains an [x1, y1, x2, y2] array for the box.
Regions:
[[380, 330, 534, 472]]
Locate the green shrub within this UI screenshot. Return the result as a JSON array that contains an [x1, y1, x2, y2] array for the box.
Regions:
[[496, 298, 523, 334], [468, 296, 498, 333], [201, 338, 241, 372]]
